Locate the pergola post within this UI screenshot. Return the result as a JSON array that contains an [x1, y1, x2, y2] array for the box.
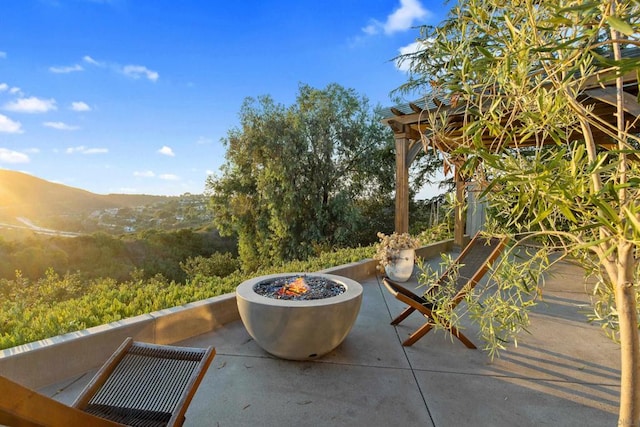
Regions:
[[394, 135, 410, 234]]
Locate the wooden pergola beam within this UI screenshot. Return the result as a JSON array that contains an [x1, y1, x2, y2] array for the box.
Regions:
[[584, 88, 640, 118], [382, 61, 640, 245], [409, 102, 423, 113]]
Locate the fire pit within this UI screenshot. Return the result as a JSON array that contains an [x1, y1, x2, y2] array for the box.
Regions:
[[236, 273, 363, 360]]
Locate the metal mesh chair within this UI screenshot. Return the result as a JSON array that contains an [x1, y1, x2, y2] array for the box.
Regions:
[[0, 338, 215, 427]]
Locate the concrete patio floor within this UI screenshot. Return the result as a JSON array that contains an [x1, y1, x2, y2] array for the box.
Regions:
[[44, 259, 621, 426]]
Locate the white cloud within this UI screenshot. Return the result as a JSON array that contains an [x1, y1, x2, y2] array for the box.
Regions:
[[122, 65, 159, 82], [0, 83, 20, 97], [361, 20, 383, 36], [134, 170, 155, 177], [43, 121, 80, 131], [24, 147, 40, 154], [83, 55, 103, 66], [49, 64, 83, 73], [0, 148, 29, 163], [83, 55, 159, 83], [385, 0, 429, 34], [363, 0, 430, 36], [159, 173, 179, 181], [0, 114, 23, 133], [362, 24, 379, 36], [196, 136, 212, 145], [158, 146, 175, 156], [70, 101, 91, 111], [66, 146, 108, 154], [4, 97, 57, 113], [396, 40, 429, 71]]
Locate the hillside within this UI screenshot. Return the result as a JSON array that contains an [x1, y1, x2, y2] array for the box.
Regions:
[[0, 169, 171, 217], [0, 170, 185, 234]]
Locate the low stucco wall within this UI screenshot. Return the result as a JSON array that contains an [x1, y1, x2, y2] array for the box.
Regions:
[[0, 239, 453, 389], [0, 293, 239, 389], [416, 238, 454, 260]]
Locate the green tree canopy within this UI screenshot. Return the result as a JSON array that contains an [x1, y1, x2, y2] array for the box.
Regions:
[[207, 83, 398, 270]]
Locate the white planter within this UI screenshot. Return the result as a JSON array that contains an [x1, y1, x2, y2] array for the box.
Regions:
[[384, 249, 415, 282]]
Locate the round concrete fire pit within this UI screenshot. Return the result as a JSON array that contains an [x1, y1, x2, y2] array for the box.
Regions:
[[236, 273, 363, 360]]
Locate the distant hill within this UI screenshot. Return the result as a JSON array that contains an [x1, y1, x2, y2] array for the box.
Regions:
[[0, 169, 175, 230]]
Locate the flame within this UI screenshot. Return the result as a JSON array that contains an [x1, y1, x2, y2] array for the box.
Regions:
[[277, 277, 310, 297]]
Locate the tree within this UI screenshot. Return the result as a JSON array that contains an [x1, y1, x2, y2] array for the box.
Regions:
[[207, 83, 397, 271], [398, 0, 640, 424]]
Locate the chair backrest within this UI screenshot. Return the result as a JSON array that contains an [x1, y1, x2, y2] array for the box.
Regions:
[[433, 233, 509, 304]]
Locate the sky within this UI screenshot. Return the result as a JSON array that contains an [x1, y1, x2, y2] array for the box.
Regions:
[[0, 0, 449, 197]]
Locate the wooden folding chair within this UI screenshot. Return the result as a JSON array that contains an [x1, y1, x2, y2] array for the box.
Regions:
[[383, 232, 509, 348], [0, 337, 215, 427]]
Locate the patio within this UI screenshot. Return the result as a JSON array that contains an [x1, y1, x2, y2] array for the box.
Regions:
[[36, 254, 621, 427]]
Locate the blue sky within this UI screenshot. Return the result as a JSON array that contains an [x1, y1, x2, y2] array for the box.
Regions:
[[0, 0, 448, 196]]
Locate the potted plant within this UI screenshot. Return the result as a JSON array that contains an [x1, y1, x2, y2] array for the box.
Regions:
[[374, 232, 421, 282]]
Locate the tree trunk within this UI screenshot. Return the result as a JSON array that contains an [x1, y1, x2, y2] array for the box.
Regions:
[[608, 12, 640, 424], [615, 242, 640, 426]]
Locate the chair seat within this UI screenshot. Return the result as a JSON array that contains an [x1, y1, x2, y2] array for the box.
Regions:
[[74, 339, 215, 427]]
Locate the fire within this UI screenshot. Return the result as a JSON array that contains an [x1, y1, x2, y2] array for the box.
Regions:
[[277, 277, 310, 297]]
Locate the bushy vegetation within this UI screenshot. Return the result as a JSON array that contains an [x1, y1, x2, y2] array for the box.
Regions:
[[0, 229, 236, 282], [0, 245, 375, 350], [0, 194, 451, 351]]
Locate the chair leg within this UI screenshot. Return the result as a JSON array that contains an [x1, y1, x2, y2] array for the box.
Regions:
[[402, 322, 434, 346], [390, 306, 415, 325], [448, 325, 477, 349], [400, 321, 477, 349]]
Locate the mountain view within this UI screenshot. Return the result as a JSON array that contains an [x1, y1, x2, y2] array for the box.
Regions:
[[0, 170, 211, 237]]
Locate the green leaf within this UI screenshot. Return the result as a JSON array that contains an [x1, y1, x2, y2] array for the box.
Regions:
[[558, 204, 578, 223], [623, 206, 640, 233], [606, 16, 635, 36], [558, 1, 602, 13]]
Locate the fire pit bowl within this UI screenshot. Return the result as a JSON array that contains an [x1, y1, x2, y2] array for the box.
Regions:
[[236, 273, 363, 360]]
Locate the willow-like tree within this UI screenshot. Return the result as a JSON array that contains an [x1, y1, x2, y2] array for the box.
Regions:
[[398, 0, 640, 424], [207, 83, 397, 271]]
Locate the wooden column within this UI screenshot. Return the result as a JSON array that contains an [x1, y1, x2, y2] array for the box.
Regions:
[[454, 166, 466, 247], [395, 135, 410, 234]]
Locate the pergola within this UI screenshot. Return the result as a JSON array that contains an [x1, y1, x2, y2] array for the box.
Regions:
[[380, 59, 640, 247]]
